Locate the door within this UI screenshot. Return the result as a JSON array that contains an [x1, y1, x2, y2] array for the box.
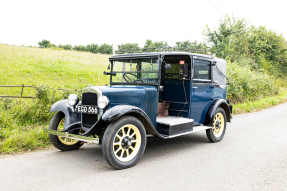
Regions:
[[189, 58, 214, 125]]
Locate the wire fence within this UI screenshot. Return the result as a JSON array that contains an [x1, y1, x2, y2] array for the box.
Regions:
[[0, 84, 68, 99]]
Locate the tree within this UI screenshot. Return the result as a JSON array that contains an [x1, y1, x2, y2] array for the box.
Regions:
[[116, 43, 140, 54], [38, 39, 52, 48], [174, 40, 208, 53], [86, 43, 99, 53], [98, 43, 113, 54], [203, 14, 248, 60], [74, 45, 86, 52], [143, 39, 169, 52], [58, 44, 73, 50]]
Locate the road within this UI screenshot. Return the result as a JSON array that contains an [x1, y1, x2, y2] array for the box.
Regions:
[[1, 103, 287, 191]]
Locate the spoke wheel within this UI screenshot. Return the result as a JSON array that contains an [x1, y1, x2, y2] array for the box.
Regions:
[[206, 108, 227, 143], [102, 116, 146, 170], [49, 112, 83, 151], [57, 118, 79, 145], [212, 113, 224, 138], [113, 124, 141, 162]]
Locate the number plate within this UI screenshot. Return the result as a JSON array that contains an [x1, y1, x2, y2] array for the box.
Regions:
[[76, 105, 98, 114]]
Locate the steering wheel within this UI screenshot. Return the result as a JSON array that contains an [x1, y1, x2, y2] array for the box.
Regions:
[[123, 73, 143, 83]]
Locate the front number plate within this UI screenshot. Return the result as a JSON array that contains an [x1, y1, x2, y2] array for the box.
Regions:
[[76, 105, 98, 114]]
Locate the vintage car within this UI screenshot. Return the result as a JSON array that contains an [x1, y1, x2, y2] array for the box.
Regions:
[[44, 51, 232, 169]]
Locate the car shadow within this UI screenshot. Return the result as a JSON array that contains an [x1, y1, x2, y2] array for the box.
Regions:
[[47, 131, 210, 171]]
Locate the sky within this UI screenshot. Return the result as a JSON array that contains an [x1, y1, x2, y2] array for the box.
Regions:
[[0, 0, 286, 49]]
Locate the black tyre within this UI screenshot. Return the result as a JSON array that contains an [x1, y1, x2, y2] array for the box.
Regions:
[[49, 112, 83, 151], [206, 108, 227, 143], [102, 116, 146, 170]]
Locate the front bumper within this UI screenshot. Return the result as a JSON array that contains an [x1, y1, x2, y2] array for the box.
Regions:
[[44, 128, 99, 144]]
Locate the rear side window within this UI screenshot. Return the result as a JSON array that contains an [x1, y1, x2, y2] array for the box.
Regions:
[[194, 60, 211, 80]]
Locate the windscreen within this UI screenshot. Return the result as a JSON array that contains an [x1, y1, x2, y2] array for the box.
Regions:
[[111, 58, 160, 85]]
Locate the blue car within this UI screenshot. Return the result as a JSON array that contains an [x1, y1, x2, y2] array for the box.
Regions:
[[45, 52, 232, 169]]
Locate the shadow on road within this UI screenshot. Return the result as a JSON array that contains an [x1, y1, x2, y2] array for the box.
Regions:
[[46, 131, 210, 171]]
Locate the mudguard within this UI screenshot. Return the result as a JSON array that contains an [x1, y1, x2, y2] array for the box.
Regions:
[[50, 99, 81, 130], [205, 99, 232, 125], [102, 105, 168, 139]]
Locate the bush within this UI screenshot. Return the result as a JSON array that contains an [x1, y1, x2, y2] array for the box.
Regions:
[[227, 59, 279, 103]]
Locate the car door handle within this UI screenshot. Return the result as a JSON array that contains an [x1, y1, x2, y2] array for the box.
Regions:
[[192, 87, 197, 89]]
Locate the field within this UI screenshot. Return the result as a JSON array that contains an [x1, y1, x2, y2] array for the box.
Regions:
[[0, 44, 286, 155], [0, 44, 110, 96]]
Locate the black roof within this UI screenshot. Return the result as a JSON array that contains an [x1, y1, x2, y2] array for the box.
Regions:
[[109, 52, 213, 61]]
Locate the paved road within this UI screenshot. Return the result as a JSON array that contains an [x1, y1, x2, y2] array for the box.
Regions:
[[1, 103, 287, 191]]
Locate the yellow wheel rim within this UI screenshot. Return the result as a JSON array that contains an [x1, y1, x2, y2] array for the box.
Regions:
[[212, 113, 224, 138], [57, 118, 79, 145], [113, 124, 141, 162]]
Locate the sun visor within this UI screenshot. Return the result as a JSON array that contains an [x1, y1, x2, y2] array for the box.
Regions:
[[212, 58, 227, 85]]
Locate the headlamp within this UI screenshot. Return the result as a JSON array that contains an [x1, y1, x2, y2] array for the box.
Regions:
[[68, 94, 79, 106]]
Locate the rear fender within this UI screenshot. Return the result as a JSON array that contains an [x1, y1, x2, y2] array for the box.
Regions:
[[50, 100, 81, 130], [205, 99, 231, 125]]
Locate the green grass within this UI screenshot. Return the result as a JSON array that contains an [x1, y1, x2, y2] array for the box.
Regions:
[[233, 89, 287, 114], [0, 44, 110, 97]]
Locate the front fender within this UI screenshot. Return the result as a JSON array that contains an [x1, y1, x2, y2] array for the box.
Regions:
[[102, 105, 168, 139], [205, 99, 231, 125], [50, 100, 81, 130]]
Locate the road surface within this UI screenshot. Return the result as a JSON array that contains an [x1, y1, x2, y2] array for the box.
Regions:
[[0, 103, 287, 190]]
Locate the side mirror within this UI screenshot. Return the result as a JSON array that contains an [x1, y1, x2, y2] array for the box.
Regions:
[[165, 64, 171, 70]]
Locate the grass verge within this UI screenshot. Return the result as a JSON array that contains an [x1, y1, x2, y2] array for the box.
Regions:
[[233, 89, 287, 114]]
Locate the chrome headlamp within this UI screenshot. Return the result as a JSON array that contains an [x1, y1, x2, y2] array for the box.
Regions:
[[97, 96, 109, 109], [68, 94, 79, 106]]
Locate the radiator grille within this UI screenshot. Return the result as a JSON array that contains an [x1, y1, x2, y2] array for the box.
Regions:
[[82, 92, 98, 128]]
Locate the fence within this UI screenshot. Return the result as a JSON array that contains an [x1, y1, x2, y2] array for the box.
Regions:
[[0, 84, 68, 99]]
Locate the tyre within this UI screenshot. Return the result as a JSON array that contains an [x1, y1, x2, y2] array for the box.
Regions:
[[102, 116, 146, 170], [49, 112, 83, 151], [206, 107, 227, 143]]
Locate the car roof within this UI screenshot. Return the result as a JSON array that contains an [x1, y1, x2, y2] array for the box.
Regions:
[[109, 52, 213, 61]]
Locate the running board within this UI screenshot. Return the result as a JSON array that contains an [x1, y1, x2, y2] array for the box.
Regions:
[[167, 125, 212, 138]]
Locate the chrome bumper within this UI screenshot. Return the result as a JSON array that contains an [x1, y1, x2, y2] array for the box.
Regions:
[[44, 128, 99, 144]]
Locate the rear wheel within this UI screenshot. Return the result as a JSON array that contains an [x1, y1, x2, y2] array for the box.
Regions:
[[49, 112, 83, 151], [102, 116, 146, 169], [206, 108, 227, 143]]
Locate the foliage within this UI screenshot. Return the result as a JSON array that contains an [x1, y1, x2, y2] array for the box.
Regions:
[[38, 39, 52, 48], [143, 39, 169, 52], [116, 43, 140, 54], [233, 88, 287, 114], [98, 43, 113, 54], [203, 14, 287, 76], [86, 43, 99, 53], [227, 59, 279, 103], [174, 40, 208, 53], [74, 45, 87, 52], [58, 44, 73, 50]]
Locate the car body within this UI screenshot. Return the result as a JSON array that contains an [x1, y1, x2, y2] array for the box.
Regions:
[[45, 51, 232, 169]]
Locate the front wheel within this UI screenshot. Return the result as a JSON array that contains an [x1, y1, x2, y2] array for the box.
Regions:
[[206, 108, 227, 143], [49, 112, 83, 151], [102, 116, 146, 169]]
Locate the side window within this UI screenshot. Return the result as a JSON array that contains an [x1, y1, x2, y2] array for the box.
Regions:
[[194, 60, 211, 80]]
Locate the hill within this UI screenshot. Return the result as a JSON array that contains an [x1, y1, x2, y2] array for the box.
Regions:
[[0, 44, 110, 97]]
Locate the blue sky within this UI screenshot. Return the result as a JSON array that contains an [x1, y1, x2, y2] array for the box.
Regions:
[[0, 0, 286, 48]]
